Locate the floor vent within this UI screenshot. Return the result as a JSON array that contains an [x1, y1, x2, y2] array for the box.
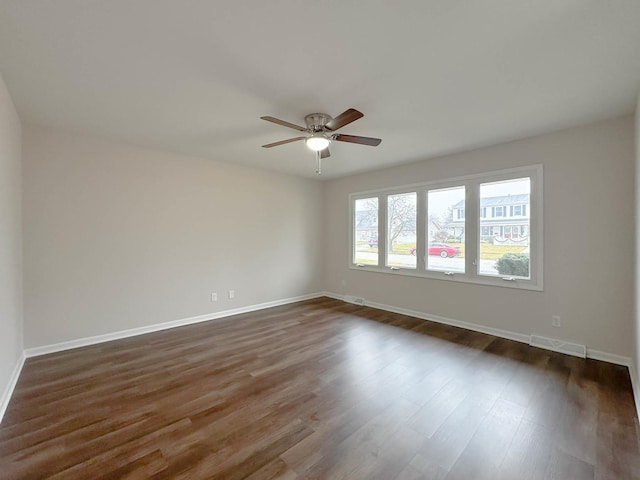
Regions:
[[529, 335, 586, 358]]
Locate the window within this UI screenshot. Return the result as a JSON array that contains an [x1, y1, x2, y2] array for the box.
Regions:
[[387, 192, 417, 269], [428, 187, 465, 273], [479, 178, 531, 277], [349, 165, 543, 290], [354, 197, 379, 265], [511, 205, 527, 217]]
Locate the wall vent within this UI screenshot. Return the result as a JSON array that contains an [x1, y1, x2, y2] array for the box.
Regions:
[[344, 295, 365, 305], [529, 335, 586, 358]]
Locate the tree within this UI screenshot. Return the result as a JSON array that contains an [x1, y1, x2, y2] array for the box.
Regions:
[[428, 206, 455, 242], [387, 194, 416, 251], [359, 199, 378, 225], [356, 195, 416, 252]]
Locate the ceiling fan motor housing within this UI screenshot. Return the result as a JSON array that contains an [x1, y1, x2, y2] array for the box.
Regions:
[[304, 113, 332, 132]]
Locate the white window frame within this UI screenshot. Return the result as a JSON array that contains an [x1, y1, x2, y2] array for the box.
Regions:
[[352, 196, 381, 267], [348, 165, 543, 291], [385, 190, 418, 270]]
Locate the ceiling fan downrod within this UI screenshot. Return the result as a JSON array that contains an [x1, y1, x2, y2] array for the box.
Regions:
[[315, 149, 322, 175]]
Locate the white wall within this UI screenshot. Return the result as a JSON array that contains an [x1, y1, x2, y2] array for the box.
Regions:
[[23, 125, 324, 348], [324, 116, 635, 357], [0, 72, 23, 406]]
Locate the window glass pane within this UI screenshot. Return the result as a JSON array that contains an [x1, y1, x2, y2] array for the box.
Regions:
[[427, 186, 465, 273], [479, 178, 530, 277], [387, 192, 417, 269], [354, 198, 379, 265]]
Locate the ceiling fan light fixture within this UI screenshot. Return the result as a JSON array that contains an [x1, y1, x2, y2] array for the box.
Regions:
[[305, 134, 330, 151]]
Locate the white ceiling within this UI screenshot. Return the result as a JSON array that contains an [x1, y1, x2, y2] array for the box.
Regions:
[[0, 1, 639, 179]]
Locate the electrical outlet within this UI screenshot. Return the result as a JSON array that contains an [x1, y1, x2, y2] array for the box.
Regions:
[[552, 315, 561, 328], [228, 290, 235, 299], [211, 292, 217, 302]]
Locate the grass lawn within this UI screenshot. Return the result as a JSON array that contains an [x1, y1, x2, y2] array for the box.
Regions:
[[477, 244, 527, 260], [356, 241, 527, 260], [352, 259, 379, 265]]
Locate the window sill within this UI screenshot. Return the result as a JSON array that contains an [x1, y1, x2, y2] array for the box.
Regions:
[[349, 264, 543, 291]]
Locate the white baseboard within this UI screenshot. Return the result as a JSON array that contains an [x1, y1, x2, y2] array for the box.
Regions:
[[25, 292, 324, 358], [0, 351, 26, 425], [586, 348, 632, 367]]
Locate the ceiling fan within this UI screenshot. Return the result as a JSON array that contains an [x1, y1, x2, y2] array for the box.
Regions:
[[260, 108, 381, 174]]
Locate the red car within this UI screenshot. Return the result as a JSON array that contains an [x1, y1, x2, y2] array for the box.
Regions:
[[410, 243, 461, 258]]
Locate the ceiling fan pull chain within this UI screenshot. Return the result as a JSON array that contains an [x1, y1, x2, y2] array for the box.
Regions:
[[315, 149, 322, 175]]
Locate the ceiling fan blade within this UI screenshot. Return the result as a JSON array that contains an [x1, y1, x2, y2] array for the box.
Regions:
[[262, 137, 306, 148], [333, 134, 382, 147], [260, 116, 307, 132], [325, 108, 364, 131], [320, 147, 331, 159]]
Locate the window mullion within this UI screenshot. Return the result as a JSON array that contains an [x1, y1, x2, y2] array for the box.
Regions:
[[465, 182, 479, 278], [379, 194, 388, 268], [416, 190, 426, 273]]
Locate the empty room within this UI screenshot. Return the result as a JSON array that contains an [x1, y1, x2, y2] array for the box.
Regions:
[[1, 1, 640, 479]]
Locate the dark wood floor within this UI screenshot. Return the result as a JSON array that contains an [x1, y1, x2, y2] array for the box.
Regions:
[[1, 297, 639, 479]]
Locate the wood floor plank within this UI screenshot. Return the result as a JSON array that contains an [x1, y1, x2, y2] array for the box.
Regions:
[[417, 393, 495, 471], [445, 398, 525, 480], [555, 357, 599, 466], [244, 457, 299, 480], [395, 452, 449, 480], [407, 378, 470, 439], [0, 297, 638, 479], [498, 419, 556, 480], [545, 449, 594, 480]]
